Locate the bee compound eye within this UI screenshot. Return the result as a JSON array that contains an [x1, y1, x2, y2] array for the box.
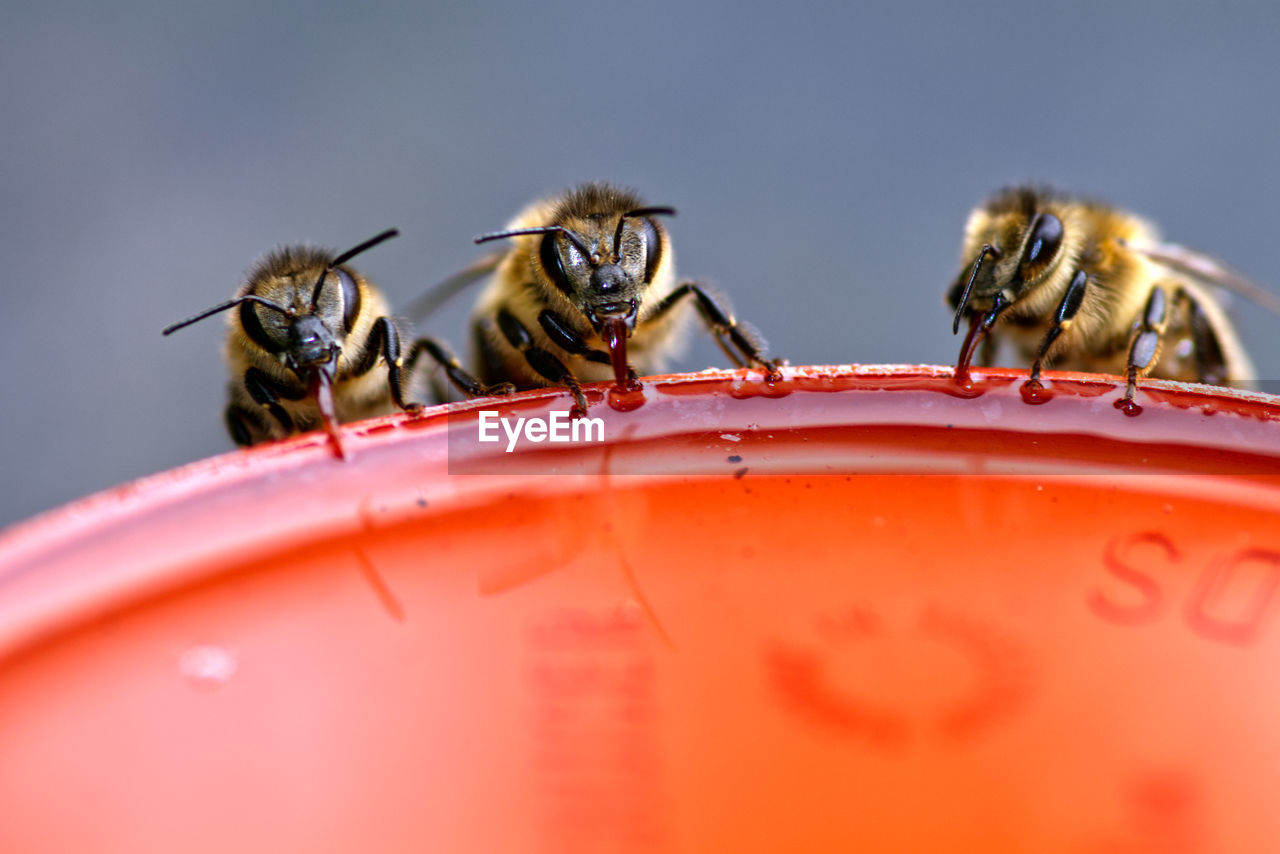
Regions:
[[1019, 213, 1064, 280], [240, 299, 282, 353], [641, 217, 663, 283], [539, 233, 574, 296], [337, 269, 361, 332]]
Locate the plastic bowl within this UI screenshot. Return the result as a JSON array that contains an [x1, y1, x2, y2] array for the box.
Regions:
[[3, 365, 1280, 852]]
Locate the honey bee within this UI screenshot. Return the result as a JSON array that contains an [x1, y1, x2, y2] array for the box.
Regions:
[[414, 182, 781, 414], [163, 229, 484, 458], [947, 186, 1267, 413]]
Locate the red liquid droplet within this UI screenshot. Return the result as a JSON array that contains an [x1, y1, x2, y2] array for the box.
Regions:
[[1115, 397, 1143, 417], [944, 374, 986, 400], [607, 385, 646, 412], [1020, 380, 1052, 406]]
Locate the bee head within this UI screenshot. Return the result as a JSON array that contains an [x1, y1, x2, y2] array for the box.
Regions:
[[233, 256, 356, 378], [476, 206, 676, 336], [163, 229, 399, 379], [949, 192, 1068, 332]]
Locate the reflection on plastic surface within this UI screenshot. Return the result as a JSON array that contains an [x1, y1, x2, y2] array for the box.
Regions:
[[2, 366, 1280, 852], [178, 644, 238, 688]]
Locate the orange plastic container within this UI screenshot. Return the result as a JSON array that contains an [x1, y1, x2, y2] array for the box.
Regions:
[[3, 365, 1280, 852]]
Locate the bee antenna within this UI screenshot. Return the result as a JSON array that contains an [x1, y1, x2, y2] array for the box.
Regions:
[[475, 225, 595, 261], [952, 244, 1001, 335], [162, 295, 295, 336], [613, 206, 677, 259], [309, 228, 400, 311]]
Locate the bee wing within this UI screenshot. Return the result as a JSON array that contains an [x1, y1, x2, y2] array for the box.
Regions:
[[1132, 240, 1280, 317], [402, 251, 505, 321]]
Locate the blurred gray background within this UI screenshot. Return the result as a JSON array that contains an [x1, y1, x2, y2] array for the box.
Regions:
[[3, 1, 1279, 528]]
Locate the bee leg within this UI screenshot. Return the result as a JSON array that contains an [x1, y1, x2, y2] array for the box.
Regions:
[[1175, 288, 1229, 386], [1116, 285, 1169, 416], [527, 353, 589, 417], [242, 367, 306, 435], [347, 316, 421, 412], [404, 336, 515, 400], [495, 308, 589, 415], [648, 282, 782, 382], [1025, 270, 1089, 389], [536, 309, 613, 368]]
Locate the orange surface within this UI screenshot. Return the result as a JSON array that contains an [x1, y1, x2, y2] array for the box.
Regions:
[[3, 365, 1280, 852]]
